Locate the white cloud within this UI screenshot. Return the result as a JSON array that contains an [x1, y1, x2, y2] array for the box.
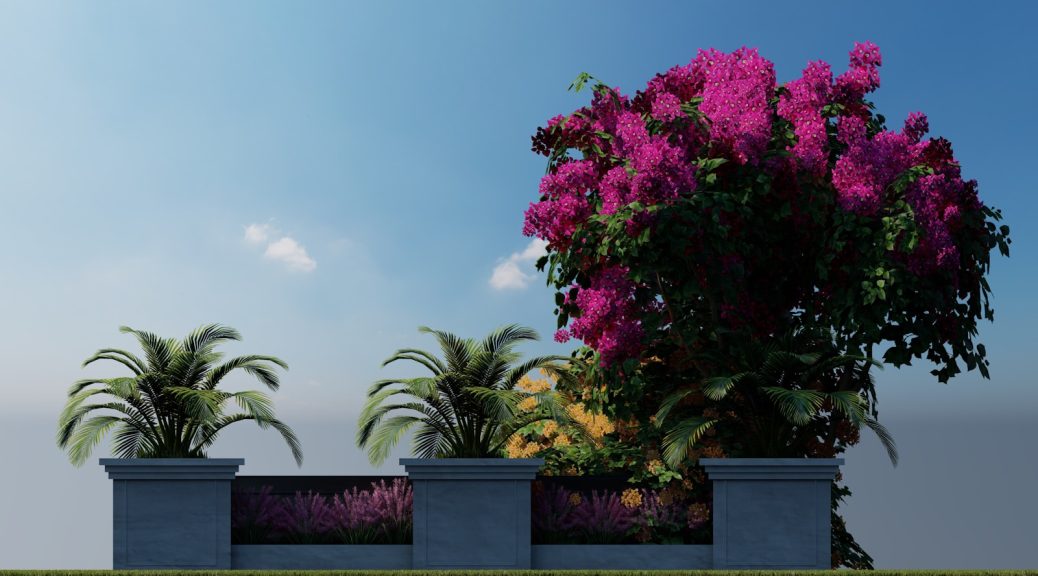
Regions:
[[244, 223, 272, 245], [264, 236, 317, 272], [489, 238, 548, 290], [520, 237, 549, 260], [490, 260, 528, 290], [244, 222, 317, 273]]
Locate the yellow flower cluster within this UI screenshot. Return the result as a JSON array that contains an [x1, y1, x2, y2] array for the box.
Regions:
[[568, 492, 583, 506], [517, 396, 538, 411], [565, 403, 615, 439], [505, 435, 541, 458], [620, 488, 643, 509], [646, 458, 665, 475], [542, 421, 558, 437], [517, 374, 552, 393], [700, 445, 725, 458]]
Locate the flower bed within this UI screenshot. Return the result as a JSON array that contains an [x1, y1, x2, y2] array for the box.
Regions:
[[531, 477, 710, 545], [232, 477, 412, 544]]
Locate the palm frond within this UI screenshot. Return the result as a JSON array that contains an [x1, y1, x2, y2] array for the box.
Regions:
[[863, 416, 899, 467], [702, 375, 744, 401], [81, 350, 145, 375], [467, 386, 521, 424], [826, 391, 868, 426], [654, 388, 693, 427], [204, 354, 289, 390], [265, 418, 303, 466], [232, 390, 277, 421], [480, 324, 539, 357], [111, 423, 146, 459], [661, 416, 718, 469], [759, 387, 825, 426], [412, 422, 450, 459], [366, 415, 421, 466], [166, 387, 226, 423], [417, 326, 471, 373], [183, 324, 242, 354], [58, 397, 151, 449], [379, 350, 444, 376], [192, 414, 255, 451], [66, 415, 123, 467], [239, 362, 284, 391], [119, 326, 178, 372]]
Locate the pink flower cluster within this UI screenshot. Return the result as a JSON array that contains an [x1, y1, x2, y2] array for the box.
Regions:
[[694, 47, 776, 165], [525, 41, 988, 367], [599, 116, 697, 216], [831, 114, 925, 215], [835, 41, 882, 109], [903, 137, 983, 276], [522, 160, 597, 248], [562, 266, 647, 367], [777, 61, 833, 177], [833, 110, 980, 275], [650, 92, 684, 122]]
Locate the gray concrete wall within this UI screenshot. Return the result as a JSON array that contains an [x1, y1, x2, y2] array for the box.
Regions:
[[232, 545, 411, 569], [100, 458, 243, 570], [702, 457, 842, 570], [402, 458, 541, 570], [100, 456, 846, 570], [532, 545, 712, 569]]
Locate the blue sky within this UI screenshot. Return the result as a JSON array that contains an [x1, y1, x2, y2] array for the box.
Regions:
[[0, 0, 1036, 569]]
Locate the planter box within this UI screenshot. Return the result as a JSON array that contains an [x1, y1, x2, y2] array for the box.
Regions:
[[401, 458, 542, 569], [100, 458, 243, 569], [701, 457, 843, 570], [99, 457, 848, 570]]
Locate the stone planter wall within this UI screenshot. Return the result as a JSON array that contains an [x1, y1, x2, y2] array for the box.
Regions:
[[402, 458, 541, 570], [100, 458, 243, 570], [103, 456, 843, 570], [701, 457, 844, 570]]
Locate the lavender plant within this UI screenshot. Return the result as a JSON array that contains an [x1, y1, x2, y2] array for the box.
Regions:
[[275, 491, 336, 544], [369, 478, 413, 543], [566, 490, 639, 544], [231, 485, 284, 544], [331, 487, 382, 544], [531, 482, 579, 544], [329, 479, 413, 544], [635, 489, 685, 543]]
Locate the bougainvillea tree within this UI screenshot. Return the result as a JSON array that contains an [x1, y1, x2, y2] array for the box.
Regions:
[[523, 42, 1011, 568]]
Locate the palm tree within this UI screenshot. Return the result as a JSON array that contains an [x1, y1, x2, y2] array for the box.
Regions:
[[655, 326, 897, 469], [57, 324, 302, 466], [357, 324, 586, 466]]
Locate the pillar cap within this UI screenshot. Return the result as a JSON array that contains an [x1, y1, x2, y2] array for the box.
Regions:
[[700, 457, 844, 480], [99, 458, 244, 480], [401, 458, 543, 480]]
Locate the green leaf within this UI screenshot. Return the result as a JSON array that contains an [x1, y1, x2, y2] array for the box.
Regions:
[[569, 72, 593, 93], [759, 387, 825, 426], [661, 416, 718, 469]]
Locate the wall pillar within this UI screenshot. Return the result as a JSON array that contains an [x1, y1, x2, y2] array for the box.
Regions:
[[701, 457, 843, 570], [402, 458, 542, 569], [100, 458, 244, 569]]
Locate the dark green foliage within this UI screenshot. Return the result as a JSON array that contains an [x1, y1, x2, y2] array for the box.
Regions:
[[357, 324, 585, 465], [57, 324, 301, 466]]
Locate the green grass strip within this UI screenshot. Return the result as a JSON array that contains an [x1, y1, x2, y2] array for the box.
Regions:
[[2, 570, 1038, 576]]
